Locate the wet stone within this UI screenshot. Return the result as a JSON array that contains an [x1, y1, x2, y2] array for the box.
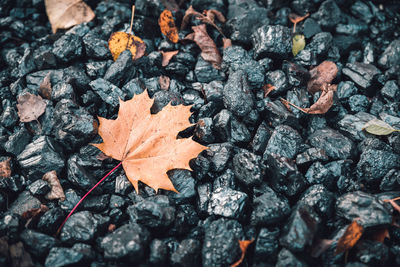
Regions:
[[60, 211, 108, 244], [0, 213, 20, 241], [208, 187, 248, 219], [170, 239, 201, 267], [197, 101, 221, 119], [305, 162, 336, 189], [312, 0, 342, 29], [151, 90, 183, 114], [51, 82, 75, 102], [197, 183, 212, 216], [60, 189, 80, 212], [233, 149, 263, 186], [263, 99, 300, 130], [83, 33, 109, 59], [104, 50, 135, 87], [283, 61, 310, 87], [298, 184, 334, 217], [303, 18, 322, 39], [308, 32, 333, 58], [213, 109, 231, 142], [254, 227, 280, 262], [4, 125, 31, 156], [381, 80, 400, 103], [170, 204, 199, 237], [45, 247, 84, 267], [37, 207, 65, 235], [266, 153, 307, 197], [337, 112, 376, 141], [194, 57, 225, 83], [213, 169, 237, 191], [27, 179, 50, 196], [223, 70, 254, 118], [251, 25, 292, 60], [280, 204, 320, 252], [81, 194, 110, 212], [149, 239, 168, 265], [250, 122, 273, 155], [355, 240, 389, 265], [20, 229, 58, 258], [264, 125, 302, 159], [0, 105, 18, 129], [202, 218, 244, 266], [89, 78, 125, 108], [276, 248, 307, 267], [53, 100, 96, 151], [348, 94, 370, 113], [251, 186, 290, 226], [230, 116, 251, 143], [357, 148, 400, 186], [308, 128, 355, 160], [165, 169, 196, 204], [9, 190, 41, 216], [342, 62, 381, 91], [378, 39, 400, 69], [194, 118, 215, 144], [337, 81, 358, 101], [100, 223, 150, 260], [0, 174, 26, 193], [52, 34, 83, 63], [205, 143, 233, 172], [336, 191, 392, 228], [127, 195, 175, 230], [115, 174, 132, 195], [265, 70, 289, 96], [380, 169, 400, 191], [295, 148, 329, 166]]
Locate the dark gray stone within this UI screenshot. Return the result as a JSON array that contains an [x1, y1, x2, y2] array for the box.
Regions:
[[348, 94, 370, 113], [298, 184, 334, 216], [208, 187, 248, 219], [89, 78, 125, 108], [104, 50, 135, 87], [52, 34, 83, 63], [378, 39, 400, 69], [233, 150, 263, 186], [205, 143, 233, 172], [308, 128, 355, 159], [37, 207, 65, 235], [276, 248, 307, 267], [194, 57, 225, 83], [308, 32, 333, 57], [20, 229, 58, 257], [27, 179, 50, 196], [9, 190, 41, 216], [83, 33, 109, 59], [51, 82, 75, 102], [166, 169, 196, 204], [337, 112, 376, 141], [254, 227, 280, 262], [4, 125, 31, 156], [295, 148, 329, 166], [381, 80, 400, 102], [264, 125, 302, 159], [303, 18, 322, 38], [251, 25, 292, 59], [342, 62, 381, 90], [312, 0, 342, 29], [45, 247, 84, 267], [337, 81, 359, 101], [265, 70, 289, 96], [194, 118, 215, 144], [170, 239, 201, 267]]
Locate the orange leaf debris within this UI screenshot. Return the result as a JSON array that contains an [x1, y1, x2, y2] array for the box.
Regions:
[[161, 50, 179, 67], [92, 91, 207, 193], [159, 10, 179, 43], [335, 219, 364, 255], [231, 239, 254, 267]]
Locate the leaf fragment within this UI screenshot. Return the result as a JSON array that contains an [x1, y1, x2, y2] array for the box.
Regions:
[[362, 118, 399, 135], [335, 219, 364, 255], [44, 0, 95, 34], [161, 50, 179, 67], [231, 239, 254, 267], [108, 32, 146, 61], [288, 12, 309, 33], [292, 34, 305, 56], [263, 84, 276, 98], [0, 157, 12, 178], [159, 75, 171, 91], [92, 91, 207, 193], [43, 170, 65, 201], [16, 93, 47, 123], [159, 10, 179, 43], [307, 61, 338, 94], [185, 24, 222, 69], [181, 5, 226, 36], [39, 72, 52, 100]]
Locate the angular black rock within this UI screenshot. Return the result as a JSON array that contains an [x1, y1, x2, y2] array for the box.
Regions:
[[89, 78, 125, 108], [170, 239, 201, 267], [149, 239, 168, 265], [27, 179, 50, 196], [104, 50, 135, 87], [264, 125, 303, 159], [381, 80, 400, 103], [276, 248, 307, 267], [308, 32, 333, 58], [207, 187, 248, 219], [296, 148, 329, 166], [8, 190, 41, 216], [37, 207, 65, 235], [312, 0, 342, 29], [20, 229, 58, 258], [45, 247, 84, 267], [254, 227, 280, 262], [378, 39, 400, 69], [336, 191, 392, 228], [165, 169, 196, 204], [194, 118, 215, 144], [233, 149, 263, 186], [336, 112, 376, 141], [342, 62, 381, 92], [251, 25, 292, 60], [100, 223, 150, 260], [298, 184, 334, 216], [202, 218, 244, 266], [3, 125, 31, 156], [251, 186, 290, 225], [204, 143, 233, 172], [52, 34, 83, 63], [354, 240, 389, 265]]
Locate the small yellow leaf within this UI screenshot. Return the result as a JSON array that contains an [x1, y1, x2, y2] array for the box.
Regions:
[[158, 10, 179, 43], [108, 32, 146, 61], [362, 118, 399, 136], [292, 34, 305, 56]]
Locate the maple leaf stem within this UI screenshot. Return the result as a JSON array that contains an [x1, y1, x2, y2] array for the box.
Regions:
[[129, 5, 135, 35], [55, 161, 122, 236]]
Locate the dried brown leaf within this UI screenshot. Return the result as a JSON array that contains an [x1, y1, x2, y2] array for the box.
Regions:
[[181, 5, 225, 36], [161, 50, 179, 67], [16, 93, 47, 123], [203, 9, 226, 23], [92, 91, 207, 193], [307, 61, 338, 94], [39, 72, 52, 100], [44, 0, 95, 34], [159, 75, 171, 91], [335, 219, 364, 255], [21, 204, 49, 221], [223, 38, 232, 49], [185, 24, 222, 69], [263, 84, 276, 98], [385, 199, 400, 213], [288, 12, 309, 33], [0, 157, 11, 178], [231, 239, 254, 267], [43, 170, 65, 201], [159, 10, 179, 43]]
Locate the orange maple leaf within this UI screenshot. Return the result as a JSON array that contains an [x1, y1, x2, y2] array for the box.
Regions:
[[92, 91, 207, 193], [335, 219, 364, 255]]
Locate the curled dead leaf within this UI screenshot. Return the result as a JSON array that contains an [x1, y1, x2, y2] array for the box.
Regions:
[[159, 10, 179, 43], [231, 239, 254, 267], [22, 204, 49, 228], [161, 50, 179, 67], [263, 84, 276, 98], [181, 5, 226, 36], [44, 0, 95, 34], [159, 75, 171, 91], [43, 170, 65, 201], [185, 24, 222, 69], [335, 219, 364, 255], [308, 61, 338, 94], [39, 72, 52, 100], [0, 157, 12, 178], [16, 93, 47, 123], [288, 12, 309, 33]]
